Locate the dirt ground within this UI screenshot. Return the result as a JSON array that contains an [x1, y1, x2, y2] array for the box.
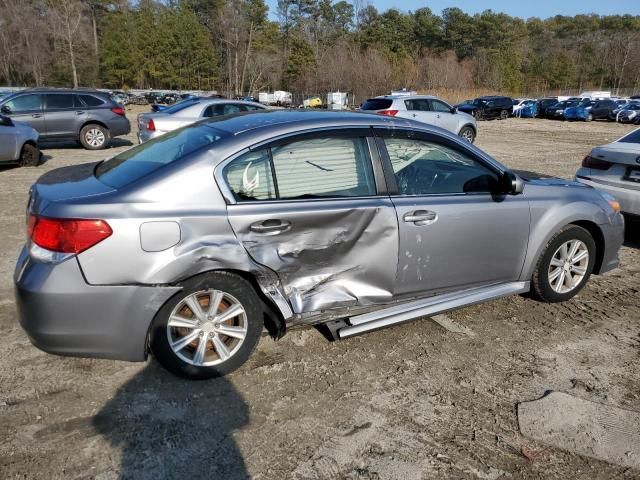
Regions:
[[0, 107, 639, 480]]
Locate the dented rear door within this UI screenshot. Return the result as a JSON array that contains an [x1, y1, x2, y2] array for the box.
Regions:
[[223, 131, 399, 314]]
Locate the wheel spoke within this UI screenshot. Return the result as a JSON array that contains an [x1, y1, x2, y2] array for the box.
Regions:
[[207, 290, 223, 316], [572, 266, 587, 275], [565, 272, 575, 289], [550, 257, 564, 267], [212, 335, 231, 360], [185, 295, 206, 321], [560, 243, 569, 260], [549, 267, 563, 282], [571, 250, 588, 264], [567, 240, 580, 260], [215, 303, 244, 323], [168, 314, 198, 329], [556, 270, 566, 292], [217, 324, 246, 340], [171, 330, 200, 351], [193, 335, 209, 365]]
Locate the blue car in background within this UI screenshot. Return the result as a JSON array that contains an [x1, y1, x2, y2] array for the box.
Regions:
[[514, 100, 538, 118], [563, 100, 596, 121], [151, 94, 200, 112]]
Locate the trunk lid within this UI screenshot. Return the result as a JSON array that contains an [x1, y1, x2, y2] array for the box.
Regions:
[[28, 162, 115, 215], [591, 143, 640, 167]]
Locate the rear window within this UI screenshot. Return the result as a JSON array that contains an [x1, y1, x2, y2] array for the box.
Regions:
[[80, 95, 104, 107], [619, 129, 640, 144], [361, 99, 393, 111], [95, 124, 227, 188], [163, 99, 199, 114]]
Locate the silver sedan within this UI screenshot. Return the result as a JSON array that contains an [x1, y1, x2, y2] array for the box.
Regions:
[[137, 98, 267, 143], [0, 114, 40, 166], [16, 110, 624, 379]]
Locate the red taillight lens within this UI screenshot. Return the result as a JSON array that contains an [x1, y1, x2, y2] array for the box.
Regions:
[[147, 118, 156, 131], [29, 215, 112, 254], [111, 106, 125, 116], [379, 110, 399, 116], [582, 155, 612, 170]]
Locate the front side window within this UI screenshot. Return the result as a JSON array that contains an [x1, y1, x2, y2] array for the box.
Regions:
[[384, 137, 500, 195], [3, 94, 42, 113], [431, 100, 452, 113], [223, 136, 376, 202]]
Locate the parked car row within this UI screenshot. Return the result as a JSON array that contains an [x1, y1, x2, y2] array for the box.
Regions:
[[0, 114, 40, 166]]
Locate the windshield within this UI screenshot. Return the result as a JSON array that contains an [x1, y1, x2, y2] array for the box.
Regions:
[[95, 124, 227, 188], [472, 99, 487, 106], [162, 99, 200, 114]]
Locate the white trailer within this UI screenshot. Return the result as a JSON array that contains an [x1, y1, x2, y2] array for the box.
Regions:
[[327, 91, 348, 110]]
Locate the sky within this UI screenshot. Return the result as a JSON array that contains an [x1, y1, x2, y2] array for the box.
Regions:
[[266, 0, 640, 19]]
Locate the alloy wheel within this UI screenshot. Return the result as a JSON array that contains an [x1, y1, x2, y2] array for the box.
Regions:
[[167, 289, 248, 367], [460, 129, 474, 142], [547, 239, 589, 294], [85, 128, 106, 147]]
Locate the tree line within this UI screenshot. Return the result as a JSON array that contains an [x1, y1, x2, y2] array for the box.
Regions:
[[1, 0, 639, 100]]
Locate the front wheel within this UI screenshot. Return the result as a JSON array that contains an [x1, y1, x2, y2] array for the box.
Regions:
[[458, 126, 475, 143], [150, 272, 263, 379], [79, 124, 110, 150], [19, 143, 40, 167], [530, 225, 596, 303], [499, 110, 509, 120]]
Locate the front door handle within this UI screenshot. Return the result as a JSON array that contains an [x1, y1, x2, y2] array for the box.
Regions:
[[250, 219, 291, 234], [31, 114, 41, 118], [76, 111, 85, 115], [403, 210, 437, 226]]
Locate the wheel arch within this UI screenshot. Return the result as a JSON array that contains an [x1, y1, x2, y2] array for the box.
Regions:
[[570, 220, 605, 274], [458, 123, 476, 135], [78, 119, 110, 137]]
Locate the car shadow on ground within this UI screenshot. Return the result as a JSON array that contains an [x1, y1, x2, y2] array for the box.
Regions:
[[39, 137, 134, 150], [92, 361, 250, 479], [623, 215, 640, 249]]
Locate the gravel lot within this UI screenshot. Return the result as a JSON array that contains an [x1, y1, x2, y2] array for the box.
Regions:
[[1, 108, 639, 479]]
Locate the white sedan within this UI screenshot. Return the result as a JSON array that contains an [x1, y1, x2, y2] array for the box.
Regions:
[[137, 99, 267, 143]]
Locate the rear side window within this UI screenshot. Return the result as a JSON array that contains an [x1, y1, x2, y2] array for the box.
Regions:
[[619, 129, 640, 144], [96, 124, 227, 188], [405, 99, 431, 111], [3, 94, 42, 112], [223, 137, 376, 202], [361, 99, 393, 111], [384, 137, 499, 195], [79, 95, 104, 107], [204, 103, 246, 117]]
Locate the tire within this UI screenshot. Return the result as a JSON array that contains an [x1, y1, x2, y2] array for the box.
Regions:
[[458, 126, 476, 143], [530, 225, 596, 303], [499, 110, 509, 120], [473, 110, 482, 121], [19, 143, 40, 167], [150, 272, 264, 380], [79, 124, 110, 150]]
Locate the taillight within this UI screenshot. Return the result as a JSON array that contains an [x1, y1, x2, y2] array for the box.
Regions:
[[111, 106, 125, 116], [147, 118, 156, 131], [29, 215, 112, 254], [582, 155, 612, 170], [379, 110, 399, 116]]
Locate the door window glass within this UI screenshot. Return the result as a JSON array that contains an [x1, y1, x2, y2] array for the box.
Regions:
[[4, 94, 42, 112], [384, 137, 500, 195], [46, 94, 76, 109], [404, 99, 431, 111], [271, 137, 375, 199], [79, 94, 104, 107], [430, 100, 452, 113]]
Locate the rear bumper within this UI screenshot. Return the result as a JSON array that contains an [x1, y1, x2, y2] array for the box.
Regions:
[[109, 116, 131, 137], [576, 172, 640, 216], [137, 129, 162, 144], [14, 246, 180, 362]]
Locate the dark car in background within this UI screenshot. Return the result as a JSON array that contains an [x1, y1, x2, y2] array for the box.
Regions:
[[542, 100, 580, 120], [456, 96, 513, 120], [0, 89, 130, 150], [615, 103, 640, 124], [590, 99, 628, 121], [535, 98, 559, 118]]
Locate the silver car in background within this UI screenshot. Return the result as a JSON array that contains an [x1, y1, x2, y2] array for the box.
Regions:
[[16, 111, 623, 380], [137, 98, 267, 143], [576, 127, 640, 216], [360, 95, 478, 142], [0, 114, 40, 166]]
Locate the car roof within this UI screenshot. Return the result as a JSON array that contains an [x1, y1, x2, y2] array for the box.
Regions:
[[374, 95, 440, 100]]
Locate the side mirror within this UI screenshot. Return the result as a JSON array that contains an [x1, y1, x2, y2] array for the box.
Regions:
[[0, 114, 13, 127], [0, 105, 10, 114], [502, 171, 524, 195], [451, 107, 457, 114]]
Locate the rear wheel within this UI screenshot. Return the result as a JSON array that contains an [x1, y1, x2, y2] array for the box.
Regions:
[[79, 124, 110, 150], [585, 113, 593, 122], [473, 110, 482, 120], [150, 272, 263, 379], [19, 143, 40, 167], [530, 225, 596, 303], [499, 110, 509, 120], [458, 126, 475, 143]]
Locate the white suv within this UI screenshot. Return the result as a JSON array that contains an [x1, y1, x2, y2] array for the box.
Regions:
[[361, 95, 477, 142]]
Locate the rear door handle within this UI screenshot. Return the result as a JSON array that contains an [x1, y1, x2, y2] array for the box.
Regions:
[[31, 114, 41, 118], [76, 111, 85, 115], [250, 219, 291, 234], [403, 210, 437, 226]]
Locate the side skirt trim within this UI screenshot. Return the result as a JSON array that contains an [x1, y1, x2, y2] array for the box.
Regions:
[[338, 281, 530, 339]]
